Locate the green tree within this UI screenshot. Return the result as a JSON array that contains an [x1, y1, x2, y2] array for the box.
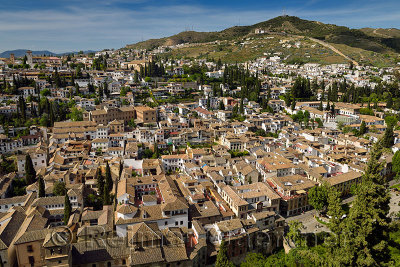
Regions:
[[85, 193, 103, 210], [103, 183, 111, 205], [97, 168, 105, 198], [63, 194, 72, 225], [326, 187, 344, 235], [18, 96, 26, 121], [38, 176, 45, 198], [338, 142, 391, 266], [315, 118, 323, 128], [40, 88, 51, 97], [318, 100, 323, 111], [308, 183, 328, 213], [215, 240, 234, 267], [142, 149, 154, 159], [239, 97, 244, 114], [219, 101, 225, 110], [382, 124, 395, 148], [105, 162, 113, 192], [67, 107, 83, 121], [359, 121, 367, 135], [25, 154, 36, 185], [120, 87, 128, 96], [0, 155, 16, 175], [287, 220, 305, 247], [152, 144, 160, 159], [240, 253, 267, 267], [128, 118, 136, 129], [393, 150, 400, 180], [387, 96, 393, 109], [53, 181, 66, 196], [385, 115, 398, 128]]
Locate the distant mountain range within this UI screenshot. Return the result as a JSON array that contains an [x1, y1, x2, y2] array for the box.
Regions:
[[0, 49, 97, 58], [127, 16, 400, 55]]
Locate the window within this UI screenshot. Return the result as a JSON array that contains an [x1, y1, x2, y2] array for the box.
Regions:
[[27, 245, 33, 252], [175, 221, 178, 226]]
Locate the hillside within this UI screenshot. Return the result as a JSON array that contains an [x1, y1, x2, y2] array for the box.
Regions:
[[126, 16, 400, 65], [361, 28, 400, 38]]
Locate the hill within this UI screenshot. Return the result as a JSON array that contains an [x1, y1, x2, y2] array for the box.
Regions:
[[126, 16, 400, 60]]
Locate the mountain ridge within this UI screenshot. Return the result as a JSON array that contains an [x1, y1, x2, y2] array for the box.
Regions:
[[126, 16, 400, 55], [0, 49, 97, 58]]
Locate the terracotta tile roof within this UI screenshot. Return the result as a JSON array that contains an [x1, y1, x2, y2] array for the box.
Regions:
[[216, 218, 243, 232]]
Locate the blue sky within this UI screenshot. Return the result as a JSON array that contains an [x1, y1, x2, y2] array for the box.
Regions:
[[0, 0, 399, 53]]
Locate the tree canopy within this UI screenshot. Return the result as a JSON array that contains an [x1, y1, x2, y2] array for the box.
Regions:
[[308, 183, 329, 212]]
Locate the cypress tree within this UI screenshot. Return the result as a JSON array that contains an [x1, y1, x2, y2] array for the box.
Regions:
[[239, 97, 244, 114], [382, 124, 394, 148], [219, 101, 225, 111], [25, 154, 36, 185], [49, 101, 55, 127], [105, 162, 112, 192], [37, 94, 42, 116], [318, 100, 323, 111], [75, 83, 80, 95], [38, 177, 45, 198], [387, 96, 393, 109], [103, 183, 111, 205], [359, 121, 367, 135], [119, 160, 123, 178], [97, 168, 104, 197], [64, 194, 72, 225]]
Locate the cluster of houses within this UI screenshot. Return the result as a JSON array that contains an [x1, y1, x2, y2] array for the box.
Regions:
[[0, 49, 397, 266]]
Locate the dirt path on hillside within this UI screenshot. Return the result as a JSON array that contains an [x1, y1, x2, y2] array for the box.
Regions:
[[308, 37, 359, 66]]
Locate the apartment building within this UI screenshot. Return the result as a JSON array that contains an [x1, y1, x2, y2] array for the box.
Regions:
[[88, 106, 135, 125], [135, 106, 157, 124]]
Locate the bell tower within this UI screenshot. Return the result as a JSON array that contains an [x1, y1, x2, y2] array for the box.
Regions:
[[26, 50, 33, 66], [10, 53, 15, 64]]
